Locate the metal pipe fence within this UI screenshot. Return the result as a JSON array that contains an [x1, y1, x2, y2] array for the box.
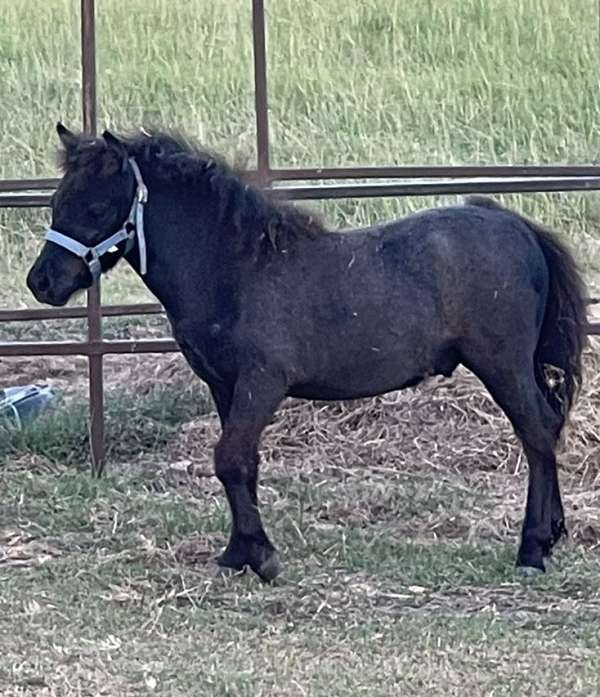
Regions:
[[1, 0, 599, 474]]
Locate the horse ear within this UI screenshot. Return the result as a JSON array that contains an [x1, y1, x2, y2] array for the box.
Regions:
[[56, 122, 77, 150], [102, 129, 126, 153], [102, 129, 129, 172]]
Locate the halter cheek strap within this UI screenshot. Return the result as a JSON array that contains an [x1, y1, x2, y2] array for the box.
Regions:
[[44, 157, 148, 280]]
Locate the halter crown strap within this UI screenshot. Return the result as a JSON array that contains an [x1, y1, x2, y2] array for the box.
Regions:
[[128, 158, 148, 275], [43, 157, 148, 280]]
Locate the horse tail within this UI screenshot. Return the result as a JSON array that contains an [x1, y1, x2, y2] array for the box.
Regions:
[[465, 195, 588, 428]]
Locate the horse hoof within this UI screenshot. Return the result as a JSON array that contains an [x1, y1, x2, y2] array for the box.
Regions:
[[213, 554, 245, 578], [212, 564, 245, 579], [516, 565, 544, 578], [257, 552, 283, 583]]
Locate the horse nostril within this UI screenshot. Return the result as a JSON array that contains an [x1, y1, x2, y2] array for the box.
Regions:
[[27, 267, 50, 294]]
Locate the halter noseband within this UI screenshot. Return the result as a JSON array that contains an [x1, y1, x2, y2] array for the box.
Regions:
[[44, 158, 148, 280]]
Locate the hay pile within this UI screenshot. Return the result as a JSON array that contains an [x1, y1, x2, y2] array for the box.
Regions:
[[4, 339, 599, 484], [166, 342, 600, 479], [163, 340, 600, 548], [4, 336, 600, 546]]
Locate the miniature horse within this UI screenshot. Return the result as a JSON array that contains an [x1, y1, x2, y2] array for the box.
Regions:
[[27, 124, 587, 580]]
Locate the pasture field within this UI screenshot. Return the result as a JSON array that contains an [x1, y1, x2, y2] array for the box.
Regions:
[[3, 1, 600, 695], [2, 0, 600, 303]]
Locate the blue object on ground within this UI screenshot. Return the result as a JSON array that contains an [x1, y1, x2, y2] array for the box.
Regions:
[[0, 384, 58, 429]]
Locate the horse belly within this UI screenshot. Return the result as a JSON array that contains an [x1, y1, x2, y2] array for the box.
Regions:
[[288, 350, 451, 401]]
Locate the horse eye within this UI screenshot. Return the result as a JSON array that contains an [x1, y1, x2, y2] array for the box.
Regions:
[[88, 202, 110, 219]]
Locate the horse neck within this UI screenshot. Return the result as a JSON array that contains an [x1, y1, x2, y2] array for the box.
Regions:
[[128, 166, 239, 322]]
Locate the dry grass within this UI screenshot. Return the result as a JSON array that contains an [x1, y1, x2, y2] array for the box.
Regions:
[[3, 341, 600, 694], [157, 338, 600, 551], [4, 336, 600, 546]]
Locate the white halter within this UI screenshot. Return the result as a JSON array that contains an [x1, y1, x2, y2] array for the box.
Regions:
[[44, 158, 148, 280]]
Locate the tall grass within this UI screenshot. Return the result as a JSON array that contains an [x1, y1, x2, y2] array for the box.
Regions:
[[1, 0, 600, 306]]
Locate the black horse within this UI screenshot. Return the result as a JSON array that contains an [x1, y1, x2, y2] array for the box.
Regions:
[[27, 124, 587, 581]]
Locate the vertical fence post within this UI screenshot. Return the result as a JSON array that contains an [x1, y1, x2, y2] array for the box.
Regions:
[[252, 0, 271, 184], [81, 0, 106, 476]]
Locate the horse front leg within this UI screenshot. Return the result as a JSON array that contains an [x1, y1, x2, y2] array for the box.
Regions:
[[213, 374, 285, 581]]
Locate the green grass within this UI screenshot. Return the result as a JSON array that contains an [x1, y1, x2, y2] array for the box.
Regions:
[[2, 0, 600, 305], [3, 460, 600, 696], [0, 380, 212, 465], [3, 370, 600, 693]]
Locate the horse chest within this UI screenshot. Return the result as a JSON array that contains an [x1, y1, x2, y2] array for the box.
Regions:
[[172, 321, 235, 384]]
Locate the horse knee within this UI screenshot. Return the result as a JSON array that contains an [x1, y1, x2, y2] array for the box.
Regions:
[[214, 436, 258, 486], [214, 437, 243, 484]]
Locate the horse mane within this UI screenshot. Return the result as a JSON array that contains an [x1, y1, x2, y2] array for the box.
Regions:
[[57, 128, 327, 256]]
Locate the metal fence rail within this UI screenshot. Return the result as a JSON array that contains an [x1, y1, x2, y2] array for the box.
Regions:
[[1, 0, 599, 474]]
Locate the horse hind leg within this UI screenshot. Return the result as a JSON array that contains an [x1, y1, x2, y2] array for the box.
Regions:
[[460, 351, 564, 572], [523, 364, 568, 554]]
